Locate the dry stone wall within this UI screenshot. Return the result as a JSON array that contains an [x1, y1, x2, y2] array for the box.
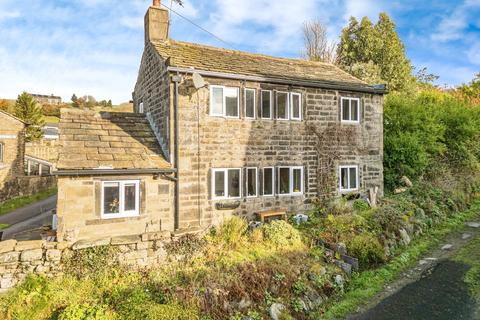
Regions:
[[0, 230, 173, 292]]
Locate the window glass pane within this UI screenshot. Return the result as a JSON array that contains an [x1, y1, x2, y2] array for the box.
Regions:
[[247, 168, 256, 196], [124, 183, 137, 211], [279, 167, 290, 194], [293, 168, 302, 193], [351, 99, 359, 121], [211, 87, 223, 115], [245, 89, 255, 118], [264, 168, 273, 195], [340, 168, 348, 190], [349, 167, 357, 189], [104, 182, 120, 214], [292, 94, 300, 119], [228, 169, 240, 197], [0, 144, 3, 162], [262, 91, 271, 118], [214, 171, 225, 197], [277, 92, 288, 119], [225, 88, 239, 117], [342, 99, 350, 121]]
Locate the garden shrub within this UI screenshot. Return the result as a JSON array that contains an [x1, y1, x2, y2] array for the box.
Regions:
[[353, 199, 370, 212], [209, 216, 249, 248], [347, 233, 385, 267], [262, 220, 302, 248], [58, 303, 111, 320]]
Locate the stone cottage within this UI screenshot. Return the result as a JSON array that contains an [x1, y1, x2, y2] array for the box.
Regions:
[[132, 0, 386, 231], [54, 109, 175, 241], [0, 110, 26, 201]]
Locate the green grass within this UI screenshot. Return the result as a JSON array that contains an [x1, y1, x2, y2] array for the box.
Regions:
[[320, 200, 480, 319], [42, 116, 60, 124], [0, 188, 57, 216], [453, 234, 480, 300]]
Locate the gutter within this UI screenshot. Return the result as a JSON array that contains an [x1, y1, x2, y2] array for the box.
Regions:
[[53, 168, 176, 176], [172, 74, 182, 231], [166, 66, 387, 94]]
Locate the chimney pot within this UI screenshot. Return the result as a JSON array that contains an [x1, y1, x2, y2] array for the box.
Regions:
[[153, 0, 161, 6]]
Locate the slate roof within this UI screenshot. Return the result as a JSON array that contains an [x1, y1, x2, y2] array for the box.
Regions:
[[0, 110, 27, 125], [152, 40, 368, 87], [57, 109, 170, 170]]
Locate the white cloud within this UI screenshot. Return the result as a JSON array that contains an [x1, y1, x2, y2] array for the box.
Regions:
[[0, 11, 20, 21], [432, 0, 480, 42], [467, 42, 480, 65]]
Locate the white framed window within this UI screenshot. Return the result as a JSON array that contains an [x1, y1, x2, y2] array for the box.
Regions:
[[210, 85, 240, 118], [0, 143, 3, 162], [244, 88, 256, 119], [261, 90, 273, 119], [276, 91, 289, 120], [339, 165, 359, 192], [101, 180, 140, 219], [290, 93, 302, 120], [138, 102, 144, 114], [341, 97, 360, 123], [277, 166, 304, 196], [263, 167, 274, 196], [246, 167, 258, 197], [212, 168, 242, 200]]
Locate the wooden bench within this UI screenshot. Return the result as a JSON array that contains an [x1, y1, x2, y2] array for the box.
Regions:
[[256, 209, 288, 223]]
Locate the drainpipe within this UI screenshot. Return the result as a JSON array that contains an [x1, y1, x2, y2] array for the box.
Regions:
[[172, 74, 182, 231]]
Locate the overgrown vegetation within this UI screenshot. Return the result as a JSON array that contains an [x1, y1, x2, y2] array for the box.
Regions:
[[0, 187, 57, 216]]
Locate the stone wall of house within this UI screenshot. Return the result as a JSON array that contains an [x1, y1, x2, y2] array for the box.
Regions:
[[0, 230, 173, 293], [56, 174, 174, 243], [174, 77, 384, 229], [133, 42, 171, 161], [26, 139, 58, 162], [0, 114, 25, 193]]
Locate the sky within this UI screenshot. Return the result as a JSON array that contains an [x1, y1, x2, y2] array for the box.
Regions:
[[0, 0, 479, 104]]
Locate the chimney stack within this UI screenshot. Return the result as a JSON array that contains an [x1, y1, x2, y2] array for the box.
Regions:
[[145, 0, 169, 44]]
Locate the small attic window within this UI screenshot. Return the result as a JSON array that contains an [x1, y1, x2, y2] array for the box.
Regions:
[[210, 86, 239, 118]]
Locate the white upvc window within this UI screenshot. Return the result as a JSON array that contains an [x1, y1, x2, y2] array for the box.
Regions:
[[101, 180, 140, 219], [276, 91, 290, 120], [244, 88, 256, 119], [340, 97, 360, 123], [277, 166, 304, 196], [210, 85, 240, 118], [246, 167, 258, 197], [212, 168, 242, 200], [261, 90, 273, 119], [263, 167, 275, 196], [138, 102, 144, 114], [290, 92, 302, 120], [339, 165, 359, 192]]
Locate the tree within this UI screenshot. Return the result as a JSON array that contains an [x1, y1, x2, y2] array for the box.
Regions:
[[457, 72, 480, 104], [14, 92, 44, 141], [0, 99, 11, 113], [302, 19, 336, 63], [337, 13, 413, 91]]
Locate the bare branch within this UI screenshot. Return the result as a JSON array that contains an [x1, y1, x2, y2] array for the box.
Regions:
[[302, 20, 337, 64]]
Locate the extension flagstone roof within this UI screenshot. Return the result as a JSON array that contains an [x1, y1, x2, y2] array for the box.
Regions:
[[152, 40, 368, 87], [57, 108, 170, 170]]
